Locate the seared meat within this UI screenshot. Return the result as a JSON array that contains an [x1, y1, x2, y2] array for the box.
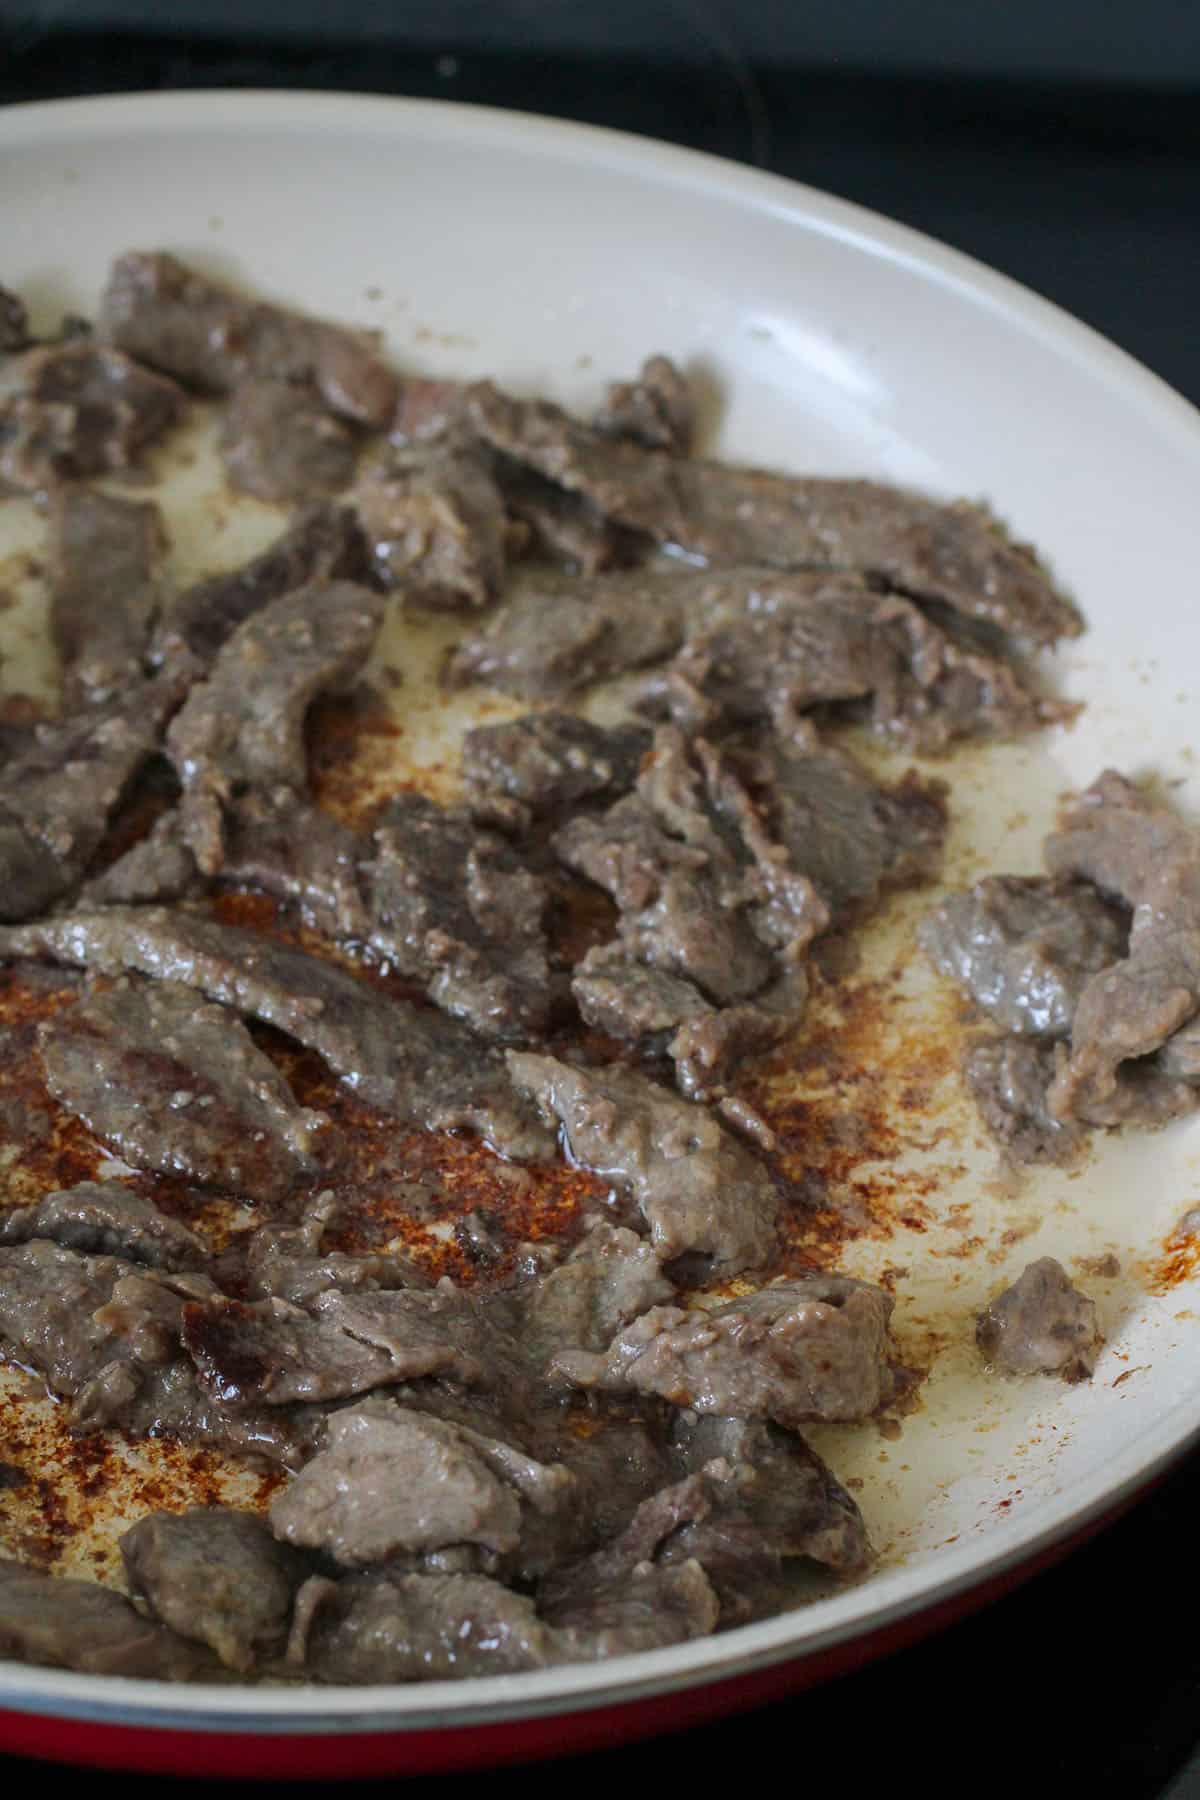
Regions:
[[50, 487, 166, 706], [244, 1195, 425, 1305], [295, 1570, 548, 1683], [516, 1221, 674, 1361], [0, 341, 184, 494], [0, 1559, 215, 1679], [220, 374, 361, 503], [82, 810, 199, 906], [498, 460, 637, 573], [0, 283, 30, 353], [963, 1036, 1083, 1166], [594, 354, 694, 454], [355, 437, 508, 608], [461, 712, 650, 819], [0, 1180, 203, 1271], [976, 1256, 1102, 1380]]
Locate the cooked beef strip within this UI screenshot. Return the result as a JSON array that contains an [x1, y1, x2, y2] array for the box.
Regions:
[[151, 503, 370, 674], [296, 1569, 549, 1683], [355, 437, 509, 609], [0, 907, 555, 1160], [461, 712, 651, 818], [507, 1052, 777, 1273], [555, 1275, 896, 1426], [243, 1193, 426, 1304], [976, 1256, 1102, 1381], [497, 459, 638, 574], [963, 1036, 1084, 1166], [50, 487, 167, 707], [0, 1180, 204, 1271], [220, 374, 361, 503], [539, 1537, 718, 1662], [594, 354, 694, 454], [219, 794, 369, 939], [82, 810, 200, 906], [1044, 773, 1200, 1125], [36, 978, 324, 1200], [0, 1559, 217, 1679], [100, 250, 396, 426], [668, 995, 794, 1105], [121, 1507, 305, 1673], [572, 946, 712, 1044], [920, 875, 1129, 1038], [362, 792, 556, 1040], [0, 341, 185, 494], [166, 580, 384, 875], [516, 1221, 674, 1361], [464, 383, 1080, 647], [0, 284, 30, 353], [389, 375, 469, 447]]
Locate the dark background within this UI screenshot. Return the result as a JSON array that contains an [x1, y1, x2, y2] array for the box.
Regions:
[[1, 3, 1199, 1794]]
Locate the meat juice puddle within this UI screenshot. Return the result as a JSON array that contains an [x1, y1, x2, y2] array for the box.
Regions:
[[0, 408, 1192, 1592]]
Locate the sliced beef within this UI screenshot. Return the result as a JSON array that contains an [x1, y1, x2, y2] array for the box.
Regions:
[[0, 341, 185, 494], [497, 460, 636, 574], [920, 875, 1128, 1038], [100, 249, 396, 426], [556, 1275, 896, 1426], [0, 907, 555, 1160], [461, 712, 651, 819], [120, 1507, 304, 1673], [963, 1036, 1083, 1166], [151, 503, 369, 674], [516, 1221, 674, 1361], [976, 1256, 1102, 1381], [0, 1180, 203, 1271], [539, 1537, 717, 1662], [296, 1569, 548, 1683], [362, 792, 555, 1040], [220, 374, 361, 503], [594, 354, 694, 454], [166, 580, 383, 874], [82, 810, 199, 906], [507, 1052, 777, 1273], [243, 1195, 425, 1305], [355, 438, 508, 608], [36, 978, 324, 1200], [0, 283, 30, 353], [0, 1559, 214, 1679], [572, 947, 711, 1044], [668, 995, 795, 1106], [50, 487, 167, 707], [219, 794, 369, 939], [389, 375, 469, 447]]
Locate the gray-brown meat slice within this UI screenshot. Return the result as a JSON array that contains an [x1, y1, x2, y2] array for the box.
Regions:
[[120, 1507, 305, 1673], [507, 1052, 777, 1273], [82, 810, 200, 906], [555, 1275, 896, 1426], [0, 283, 30, 353], [594, 354, 694, 454], [100, 250, 396, 426], [243, 1192, 426, 1304], [0, 341, 185, 494], [962, 1036, 1084, 1166], [218, 795, 369, 939], [220, 374, 361, 503], [355, 437, 509, 608], [920, 874, 1129, 1038], [461, 712, 651, 819], [0, 1180, 204, 1271], [295, 1570, 549, 1682], [0, 1559, 216, 1679], [538, 1533, 717, 1662], [362, 792, 556, 1040], [50, 487, 167, 706], [976, 1256, 1102, 1381], [497, 460, 637, 574], [516, 1221, 674, 1362], [36, 978, 324, 1199], [0, 907, 554, 1160]]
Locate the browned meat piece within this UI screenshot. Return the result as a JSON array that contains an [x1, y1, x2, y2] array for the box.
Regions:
[[219, 795, 369, 939], [465, 383, 1081, 648], [556, 1275, 896, 1426], [50, 487, 166, 706], [0, 341, 185, 494], [389, 375, 468, 446], [0, 907, 556, 1161], [497, 460, 638, 573], [82, 810, 199, 906], [517, 1222, 674, 1361], [120, 1507, 305, 1673], [151, 504, 370, 673], [507, 1052, 777, 1273], [362, 792, 556, 1040], [594, 354, 694, 454], [0, 1180, 203, 1271], [963, 1037, 1084, 1166], [244, 1195, 424, 1305], [220, 375, 361, 503], [36, 979, 324, 1200], [0, 284, 30, 352], [976, 1256, 1102, 1380], [355, 438, 508, 608], [1044, 773, 1200, 1125], [461, 712, 650, 818], [920, 875, 1129, 1038], [540, 1537, 717, 1662], [668, 995, 794, 1103], [296, 1570, 549, 1682], [100, 250, 396, 426], [572, 946, 711, 1043], [166, 580, 383, 874], [0, 1559, 215, 1679]]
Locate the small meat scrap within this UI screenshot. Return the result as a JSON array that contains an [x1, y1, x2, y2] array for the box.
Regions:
[[362, 791, 556, 1040], [50, 487, 167, 706], [219, 795, 368, 940], [166, 579, 384, 874], [0, 1559, 214, 1679], [0, 283, 30, 353], [82, 810, 199, 906], [220, 374, 362, 504], [36, 979, 324, 1200], [572, 947, 711, 1046], [539, 1529, 718, 1662], [389, 375, 469, 447], [976, 1256, 1102, 1381], [0, 907, 555, 1161], [555, 1275, 896, 1426], [594, 354, 694, 454], [0, 340, 185, 494], [0, 1180, 204, 1271], [507, 1052, 777, 1273], [517, 1221, 674, 1361], [296, 1570, 549, 1683], [920, 874, 1129, 1038], [100, 250, 396, 426], [151, 503, 370, 673], [244, 1195, 424, 1305], [496, 460, 636, 575], [461, 711, 651, 819], [355, 437, 508, 608], [963, 1037, 1083, 1167], [120, 1507, 305, 1673]]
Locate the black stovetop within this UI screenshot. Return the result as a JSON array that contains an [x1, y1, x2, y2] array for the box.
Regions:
[[1, 27, 1199, 1800]]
